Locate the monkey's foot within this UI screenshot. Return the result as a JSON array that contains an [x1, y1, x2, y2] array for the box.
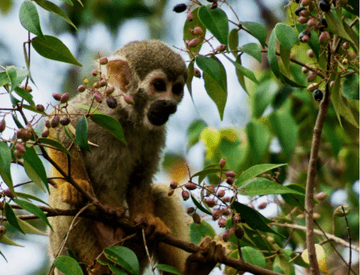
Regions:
[[133, 214, 169, 241], [59, 179, 92, 205], [184, 237, 226, 275]]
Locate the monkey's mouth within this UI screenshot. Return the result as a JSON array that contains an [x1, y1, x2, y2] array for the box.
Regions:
[[147, 100, 177, 126]]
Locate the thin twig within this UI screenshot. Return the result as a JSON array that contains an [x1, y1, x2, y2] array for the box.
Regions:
[[142, 229, 156, 275], [342, 206, 352, 275]]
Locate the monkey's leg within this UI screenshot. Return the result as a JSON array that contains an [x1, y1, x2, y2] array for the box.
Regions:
[[151, 184, 191, 275]]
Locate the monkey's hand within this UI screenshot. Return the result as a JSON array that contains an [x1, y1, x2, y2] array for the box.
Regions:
[[134, 214, 169, 240], [184, 237, 226, 275]]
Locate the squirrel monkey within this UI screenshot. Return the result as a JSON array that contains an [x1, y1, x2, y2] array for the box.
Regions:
[[48, 40, 221, 275]]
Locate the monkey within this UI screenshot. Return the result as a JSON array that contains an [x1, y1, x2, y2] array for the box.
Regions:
[[48, 40, 224, 275]]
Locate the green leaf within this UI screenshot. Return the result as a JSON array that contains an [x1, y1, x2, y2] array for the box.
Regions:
[[24, 160, 46, 192], [16, 192, 49, 206], [90, 114, 127, 145], [38, 137, 72, 156], [76, 116, 91, 152], [238, 43, 262, 63], [345, 0, 359, 15], [242, 246, 266, 268], [343, 20, 359, 53], [280, 73, 306, 88], [198, 5, 228, 46], [19, 1, 45, 39], [5, 203, 25, 234], [6, 67, 29, 92], [240, 21, 267, 48], [32, 35, 82, 66], [269, 105, 298, 159], [183, 7, 207, 55], [186, 61, 194, 99], [231, 201, 283, 237], [17, 218, 47, 235], [104, 246, 140, 275], [187, 119, 207, 148], [275, 23, 299, 51], [189, 221, 215, 245], [191, 194, 212, 216], [238, 178, 305, 196], [34, 0, 77, 29], [342, 73, 359, 100], [23, 146, 49, 192], [295, 24, 320, 59], [246, 120, 271, 163], [154, 264, 183, 275], [268, 29, 280, 78], [235, 55, 248, 95], [0, 234, 23, 247], [97, 260, 127, 275], [0, 72, 10, 86], [224, 55, 258, 83], [14, 86, 35, 106], [325, 11, 352, 44], [331, 73, 359, 128], [229, 28, 239, 57], [236, 163, 287, 186], [196, 56, 227, 120], [279, 44, 291, 72], [281, 184, 306, 207], [0, 142, 13, 194], [13, 198, 52, 228], [54, 256, 84, 275]]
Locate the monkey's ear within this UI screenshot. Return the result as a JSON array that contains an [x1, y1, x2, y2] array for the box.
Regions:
[[106, 59, 131, 92]]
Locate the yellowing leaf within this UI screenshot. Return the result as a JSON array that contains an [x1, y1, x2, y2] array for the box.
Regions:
[[302, 244, 329, 275], [200, 127, 221, 159]]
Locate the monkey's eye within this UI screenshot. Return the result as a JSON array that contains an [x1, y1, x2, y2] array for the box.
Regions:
[[172, 83, 183, 95], [153, 80, 166, 92]]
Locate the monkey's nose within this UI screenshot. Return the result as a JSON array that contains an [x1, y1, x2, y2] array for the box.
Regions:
[[147, 100, 178, 126]]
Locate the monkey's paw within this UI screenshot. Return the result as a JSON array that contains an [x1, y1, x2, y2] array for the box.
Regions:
[[133, 214, 169, 241], [184, 237, 226, 275], [59, 179, 92, 205]]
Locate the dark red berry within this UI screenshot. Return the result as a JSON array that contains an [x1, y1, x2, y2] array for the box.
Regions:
[[295, 7, 306, 16], [52, 93, 62, 101], [60, 93, 70, 103], [106, 96, 118, 109], [35, 104, 45, 112], [313, 89, 323, 102], [51, 116, 60, 128], [0, 119, 5, 132], [60, 117, 71, 126], [173, 3, 187, 13], [319, 0, 331, 12]]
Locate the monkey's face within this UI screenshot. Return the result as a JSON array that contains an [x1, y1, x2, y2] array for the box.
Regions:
[[139, 69, 185, 128]]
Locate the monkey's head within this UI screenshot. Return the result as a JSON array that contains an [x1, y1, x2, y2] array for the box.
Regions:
[[103, 40, 187, 129]]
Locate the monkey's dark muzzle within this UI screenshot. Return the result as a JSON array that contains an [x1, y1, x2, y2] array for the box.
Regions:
[[147, 100, 177, 126]]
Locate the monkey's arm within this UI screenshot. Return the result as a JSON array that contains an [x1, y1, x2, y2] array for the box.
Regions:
[[48, 144, 93, 205]]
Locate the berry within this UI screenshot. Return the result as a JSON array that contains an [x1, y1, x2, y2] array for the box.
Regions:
[[224, 171, 236, 178], [77, 85, 86, 93], [91, 69, 98, 76], [302, 0, 312, 6], [295, 7, 306, 16], [60, 117, 71, 126], [185, 182, 197, 190], [216, 44, 226, 52], [205, 198, 216, 208], [319, 0, 331, 12], [52, 93, 62, 101], [192, 213, 201, 224], [313, 89, 323, 101], [187, 12, 194, 21], [0, 225, 6, 238], [16, 128, 26, 139], [51, 116, 60, 128], [45, 120, 51, 128], [15, 143, 26, 153], [14, 150, 24, 159], [235, 226, 244, 239], [342, 42, 350, 50], [168, 189, 174, 196], [298, 31, 310, 43], [307, 71, 317, 82], [187, 207, 195, 214], [212, 209, 221, 220], [99, 57, 108, 65], [218, 217, 226, 228], [173, 3, 187, 13], [315, 192, 328, 201], [319, 31, 330, 44], [217, 189, 225, 197], [36, 104, 45, 112], [94, 91, 103, 102], [211, 2, 217, 9], [0, 119, 6, 132], [188, 38, 200, 48], [193, 26, 203, 36], [302, 66, 309, 74], [42, 129, 50, 137], [194, 68, 201, 78], [219, 158, 226, 168], [318, 18, 328, 31], [60, 93, 70, 103], [222, 228, 235, 242], [123, 94, 134, 105], [99, 79, 107, 87], [307, 18, 316, 27], [3, 189, 14, 198], [307, 83, 320, 92], [170, 181, 178, 189], [258, 202, 268, 209], [182, 190, 190, 201], [226, 177, 234, 185], [106, 96, 118, 109], [105, 86, 115, 95], [298, 16, 309, 24], [83, 77, 89, 84]]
